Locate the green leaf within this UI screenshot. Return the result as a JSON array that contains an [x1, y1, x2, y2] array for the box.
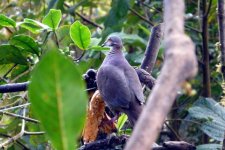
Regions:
[[43, 9, 62, 30], [0, 14, 16, 28], [56, 25, 73, 48], [70, 21, 91, 50], [28, 50, 87, 150], [9, 35, 39, 56], [0, 45, 27, 65], [18, 18, 49, 34], [189, 97, 225, 141], [103, 0, 129, 37], [116, 113, 128, 132]]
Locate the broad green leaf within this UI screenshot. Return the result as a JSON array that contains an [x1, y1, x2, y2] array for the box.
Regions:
[[56, 25, 73, 48], [18, 18, 49, 34], [70, 21, 91, 50], [0, 45, 27, 65], [28, 50, 87, 150], [43, 9, 62, 30], [116, 113, 128, 132], [189, 97, 225, 141], [0, 14, 16, 28], [9, 35, 39, 56]]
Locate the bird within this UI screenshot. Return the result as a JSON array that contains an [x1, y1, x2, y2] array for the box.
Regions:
[[96, 35, 144, 127]]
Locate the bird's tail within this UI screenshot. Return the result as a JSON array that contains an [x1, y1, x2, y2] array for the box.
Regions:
[[125, 102, 143, 127]]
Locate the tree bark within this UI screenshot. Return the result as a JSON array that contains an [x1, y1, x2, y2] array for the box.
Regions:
[[124, 0, 198, 149], [141, 23, 163, 73], [218, 0, 225, 79], [217, 0, 225, 149], [201, 0, 211, 97], [0, 82, 29, 93]]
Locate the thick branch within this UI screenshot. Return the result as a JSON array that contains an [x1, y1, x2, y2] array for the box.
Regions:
[[141, 23, 163, 73], [201, 0, 211, 97], [0, 82, 29, 93], [218, 0, 225, 78], [79, 135, 195, 150], [135, 68, 155, 89], [125, 0, 197, 149]]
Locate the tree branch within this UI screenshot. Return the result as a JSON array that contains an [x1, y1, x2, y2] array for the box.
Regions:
[[129, 7, 155, 26], [201, 0, 211, 97], [217, 0, 225, 149], [0, 82, 29, 93], [135, 68, 155, 89], [125, 0, 197, 149], [141, 23, 163, 73], [0, 108, 26, 148], [64, 2, 103, 29], [218, 0, 225, 79], [0, 111, 39, 123]]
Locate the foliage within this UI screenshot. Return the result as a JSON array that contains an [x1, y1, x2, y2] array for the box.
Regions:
[[189, 97, 225, 141], [29, 50, 87, 150], [0, 0, 224, 149]]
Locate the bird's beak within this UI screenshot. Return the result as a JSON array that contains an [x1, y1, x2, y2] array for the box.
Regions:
[[101, 40, 112, 47]]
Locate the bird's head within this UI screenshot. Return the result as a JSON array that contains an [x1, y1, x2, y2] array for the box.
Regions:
[[102, 35, 123, 49]]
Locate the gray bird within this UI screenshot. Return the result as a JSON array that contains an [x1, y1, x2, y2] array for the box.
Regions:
[[96, 35, 144, 126]]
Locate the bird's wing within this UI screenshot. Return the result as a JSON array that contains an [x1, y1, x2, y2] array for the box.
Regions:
[[125, 67, 145, 104], [97, 65, 131, 109]]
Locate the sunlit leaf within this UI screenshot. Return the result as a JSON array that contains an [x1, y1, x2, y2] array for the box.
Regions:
[[70, 21, 91, 50], [0, 45, 27, 65], [0, 14, 16, 28], [18, 18, 49, 34], [43, 9, 62, 30], [116, 113, 128, 132], [29, 50, 87, 150], [9, 35, 39, 56]]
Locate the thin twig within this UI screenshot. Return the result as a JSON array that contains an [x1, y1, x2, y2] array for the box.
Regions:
[[164, 122, 182, 141], [0, 108, 26, 148], [129, 7, 155, 26], [165, 119, 202, 125], [24, 131, 45, 135], [204, 0, 212, 17], [54, 31, 60, 48], [0, 103, 30, 111], [0, 111, 39, 123], [74, 50, 86, 62], [64, 3, 103, 29], [75, 12, 103, 29], [3, 64, 17, 79], [10, 70, 30, 83]]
